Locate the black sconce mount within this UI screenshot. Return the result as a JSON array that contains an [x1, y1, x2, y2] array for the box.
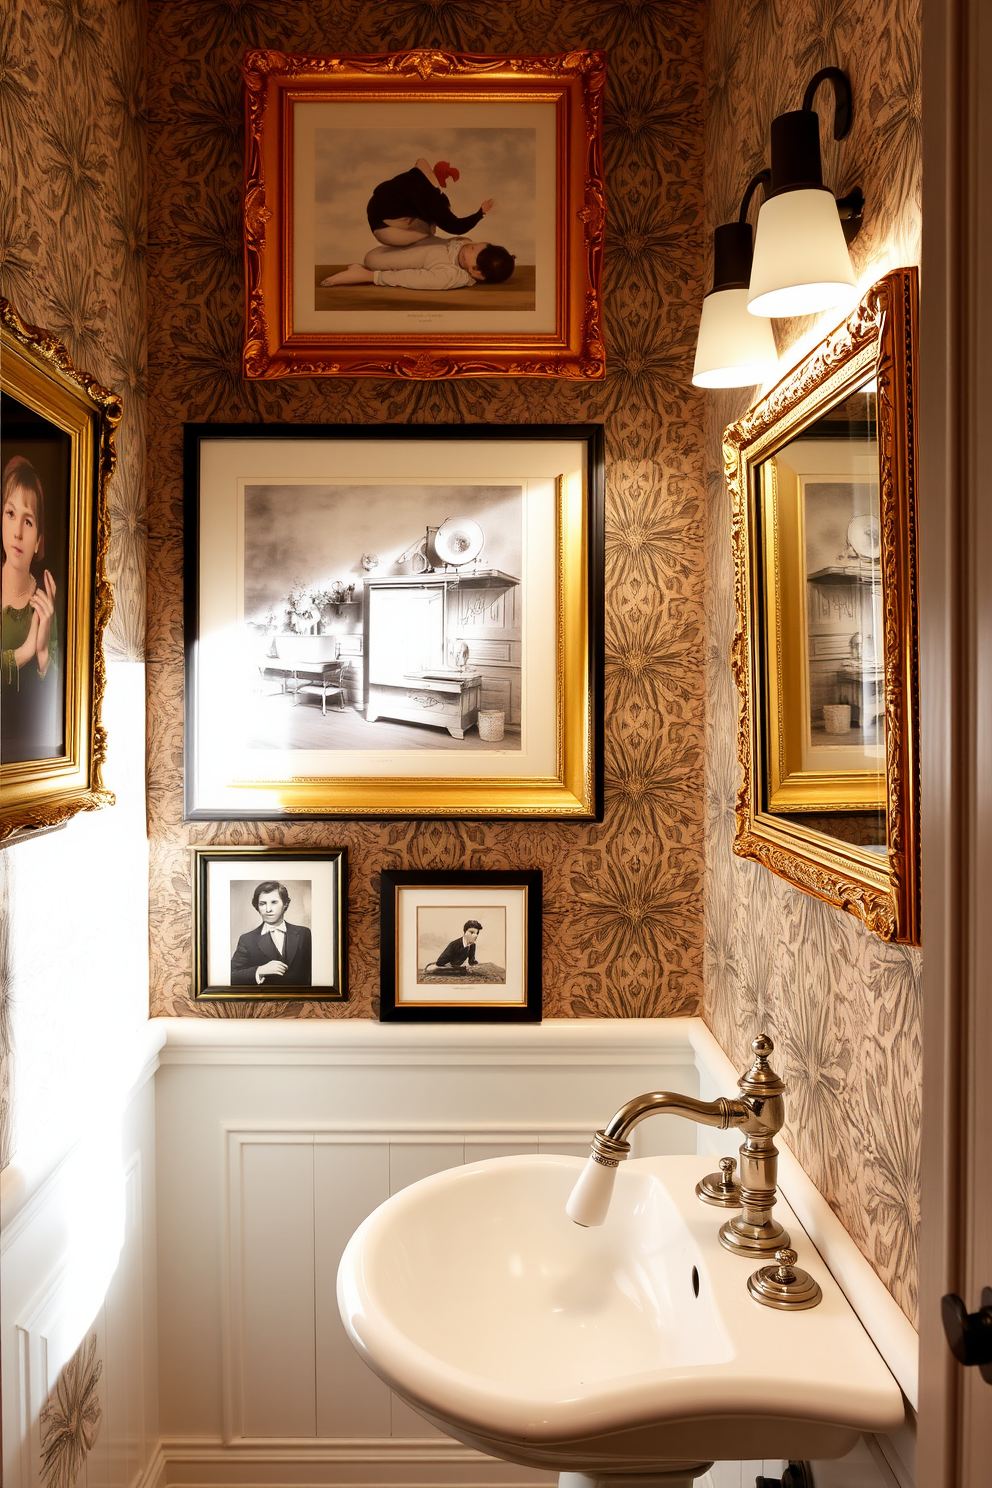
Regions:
[[769, 67, 864, 244]]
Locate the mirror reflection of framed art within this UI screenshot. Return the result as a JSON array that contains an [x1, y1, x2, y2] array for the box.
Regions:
[[725, 267, 920, 944]]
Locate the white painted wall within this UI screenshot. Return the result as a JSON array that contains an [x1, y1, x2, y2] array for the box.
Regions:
[[0, 662, 160, 1488], [1, 1062, 161, 1488]]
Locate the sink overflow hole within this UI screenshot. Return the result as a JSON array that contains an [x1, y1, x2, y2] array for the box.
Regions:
[[691, 1266, 700, 1297]]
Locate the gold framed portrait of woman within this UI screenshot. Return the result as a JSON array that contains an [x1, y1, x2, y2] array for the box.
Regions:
[[725, 267, 920, 944], [1, 298, 120, 843]]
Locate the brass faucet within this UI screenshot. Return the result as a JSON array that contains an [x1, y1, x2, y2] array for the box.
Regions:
[[568, 1033, 790, 1258]]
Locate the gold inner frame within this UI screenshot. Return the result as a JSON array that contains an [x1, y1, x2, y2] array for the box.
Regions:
[[724, 268, 921, 945], [761, 391, 887, 812], [0, 300, 119, 842]]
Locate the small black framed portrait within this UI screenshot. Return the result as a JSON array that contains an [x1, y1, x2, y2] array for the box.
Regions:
[[379, 868, 541, 1022], [192, 846, 347, 1001]]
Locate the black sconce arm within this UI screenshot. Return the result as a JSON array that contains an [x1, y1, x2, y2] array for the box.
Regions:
[[738, 170, 772, 223], [801, 66, 853, 140]]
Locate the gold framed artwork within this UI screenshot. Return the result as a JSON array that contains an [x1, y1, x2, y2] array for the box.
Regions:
[[1, 298, 119, 844], [191, 846, 347, 1002], [242, 49, 606, 380], [183, 423, 604, 820], [725, 267, 920, 944]]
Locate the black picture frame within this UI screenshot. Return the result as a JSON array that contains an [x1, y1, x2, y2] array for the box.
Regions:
[[379, 868, 542, 1023], [192, 846, 347, 1001], [183, 422, 604, 822]]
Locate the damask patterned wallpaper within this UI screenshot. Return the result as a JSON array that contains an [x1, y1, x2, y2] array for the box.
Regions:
[[144, 1, 710, 1021], [1, 0, 147, 659], [702, 0, 923, 1322]]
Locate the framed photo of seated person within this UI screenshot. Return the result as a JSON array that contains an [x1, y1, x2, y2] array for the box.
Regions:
[[379, 869, 542, 1023], [192, 846, 347, 1002], [242, 48, 605, 379]]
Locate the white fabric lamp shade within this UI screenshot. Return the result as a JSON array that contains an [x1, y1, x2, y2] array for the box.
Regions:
[[748, 187, 857, 318], [692, 288, 778, 388]]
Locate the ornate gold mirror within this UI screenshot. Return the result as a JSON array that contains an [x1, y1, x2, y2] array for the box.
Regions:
[[725, 267, 920, 943]]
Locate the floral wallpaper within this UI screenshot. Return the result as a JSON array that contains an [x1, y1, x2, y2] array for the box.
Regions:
[[40, 1334, 103, 1488], [144, 0, 710, 1020], [702, 0, 923, 1322], [0, 0, 148, 661]]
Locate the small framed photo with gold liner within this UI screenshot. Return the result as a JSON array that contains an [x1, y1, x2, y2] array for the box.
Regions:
[[1, 298, 120, 844], [192, 846, 347, 1002], [379, 869, 541, 1022]]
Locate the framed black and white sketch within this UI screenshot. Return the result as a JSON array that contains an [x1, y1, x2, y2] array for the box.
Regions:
[[379, 869, 541, 1022], [192, 846, 347, 1001], [183, 423, 603, 820]]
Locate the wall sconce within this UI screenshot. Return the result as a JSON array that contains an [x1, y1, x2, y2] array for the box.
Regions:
[[748, 67, 864, 318], [692, 171, 779, 389]]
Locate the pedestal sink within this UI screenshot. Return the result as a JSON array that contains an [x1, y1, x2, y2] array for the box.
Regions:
[[337, 1154, 903, 1487]]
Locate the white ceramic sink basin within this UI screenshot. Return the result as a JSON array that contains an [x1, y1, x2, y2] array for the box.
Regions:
[[337, 1154, 904, 1477]]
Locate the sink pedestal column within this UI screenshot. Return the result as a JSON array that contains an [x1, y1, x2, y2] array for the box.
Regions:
[[558, 1469, 714, 1488]]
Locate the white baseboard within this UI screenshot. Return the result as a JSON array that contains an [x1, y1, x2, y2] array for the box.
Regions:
[[151, 1437, 555, 1488]]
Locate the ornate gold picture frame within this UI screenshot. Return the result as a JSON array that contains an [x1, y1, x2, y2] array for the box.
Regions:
[[242, 49, 605, 380], [725, 268, 920, 943], [1, 299, 119, 844]]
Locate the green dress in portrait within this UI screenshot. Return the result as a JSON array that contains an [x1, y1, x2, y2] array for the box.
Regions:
[[1, 600, 62, 763]]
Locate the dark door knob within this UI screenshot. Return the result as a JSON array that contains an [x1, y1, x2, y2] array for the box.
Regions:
[[756, 1465, 812, 1488], [941, 1288, 992, 1382]]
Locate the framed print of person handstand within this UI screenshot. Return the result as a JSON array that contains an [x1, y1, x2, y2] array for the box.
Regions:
[[320, 157, 515, 294]]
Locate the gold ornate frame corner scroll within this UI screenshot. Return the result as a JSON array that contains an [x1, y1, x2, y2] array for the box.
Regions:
[[724, 267, 921, 944], [1, 298, 120, 844], [242, 48, 605, 381]]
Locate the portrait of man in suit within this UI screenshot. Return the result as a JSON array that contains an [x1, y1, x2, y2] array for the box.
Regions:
[[230, 880, 313, 987]]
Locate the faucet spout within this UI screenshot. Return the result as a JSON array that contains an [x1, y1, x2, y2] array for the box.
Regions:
[[567, 1034, 792, 1259], [603, 1091, 749, 1145]]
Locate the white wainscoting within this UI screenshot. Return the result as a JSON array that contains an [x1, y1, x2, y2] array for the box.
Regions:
[[1, 1060, 161, 1488], [152, 1017, 917, 1488], [154, 1019, 699, 1486]]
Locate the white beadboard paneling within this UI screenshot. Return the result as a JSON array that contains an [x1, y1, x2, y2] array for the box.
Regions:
[[235, 1138, 316, 1440], [3, 1069, 158, 1488], [388, 1142, 465, 1195], [314, 1143, 392, 1439]]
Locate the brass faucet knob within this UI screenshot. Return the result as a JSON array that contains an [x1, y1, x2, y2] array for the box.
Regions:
[[696, 1155, 743, 1208], [748, 1247, 823, 1310], [773, 1247, 798, 1282], [752, 1033, 775, 1058]]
